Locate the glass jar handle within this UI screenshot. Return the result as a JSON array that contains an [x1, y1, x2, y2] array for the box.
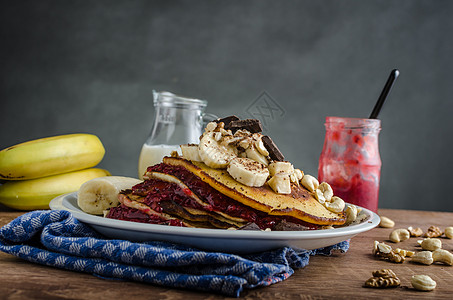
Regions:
[[201, 113, 218, 127]]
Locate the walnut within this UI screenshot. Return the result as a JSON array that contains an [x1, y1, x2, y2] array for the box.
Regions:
[[408, 226, 423, 237], [364, 269, 401, 288], [365, 277, 401, 288], [424, 226, 442, 238], [372, 269, 397, 278], [373, 241, 405, 263], [385, 252, 405, 263]]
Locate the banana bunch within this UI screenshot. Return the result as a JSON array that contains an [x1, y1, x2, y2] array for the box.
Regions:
[[0, 133, 110, 210]]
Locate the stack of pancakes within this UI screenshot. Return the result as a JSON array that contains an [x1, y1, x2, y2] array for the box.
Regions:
[[106, 157, 346, 230]]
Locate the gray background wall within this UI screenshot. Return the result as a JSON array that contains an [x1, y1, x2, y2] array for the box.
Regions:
[[1, 0, 452, 212]]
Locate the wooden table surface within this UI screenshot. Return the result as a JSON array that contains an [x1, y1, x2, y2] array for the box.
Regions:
[[1, 205, 453, 299]]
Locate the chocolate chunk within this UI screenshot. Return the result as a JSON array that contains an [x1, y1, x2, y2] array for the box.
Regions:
[[238, 222, 261, 231], [226, 119, 263, 133], [262, 135, 284, 161], [213, 115, 240, 127]]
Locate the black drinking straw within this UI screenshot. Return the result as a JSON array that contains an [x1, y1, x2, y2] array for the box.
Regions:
[[369, 69, 400, 119]]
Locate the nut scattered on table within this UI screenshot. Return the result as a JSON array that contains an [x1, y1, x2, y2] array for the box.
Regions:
[[394, 248, 415, 258], [379, 216, 395, 228], [408, 226, 423, 237], [419, 238, 442, 251], [432, 249, 453, 266], [411, 251, 434, 265], [444, 226, 453, 239], [364, 269, 400, 288], [373, 241, 405, 263], [372, 269, 397, 278], [389, 228, 410, 243], [373, 241, 392, 254], [424, 225, 442, 238], [411, 275, 436, 291]]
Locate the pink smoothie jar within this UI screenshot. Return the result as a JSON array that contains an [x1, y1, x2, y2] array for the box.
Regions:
[[318, 117, 381, 212]]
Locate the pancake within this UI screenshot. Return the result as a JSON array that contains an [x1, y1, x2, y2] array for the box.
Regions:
[[112, 178, 245, 229], [145, 157, 346, 226]]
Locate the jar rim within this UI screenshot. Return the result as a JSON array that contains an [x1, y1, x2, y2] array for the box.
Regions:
[[153, 91, 207, 107], [325, 116, 381, 130]]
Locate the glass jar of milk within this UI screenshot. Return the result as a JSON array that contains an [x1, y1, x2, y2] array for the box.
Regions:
[[138, 91, 217, 179]]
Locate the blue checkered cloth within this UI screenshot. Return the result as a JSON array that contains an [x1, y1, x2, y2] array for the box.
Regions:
[[0, 210, 349, 297]]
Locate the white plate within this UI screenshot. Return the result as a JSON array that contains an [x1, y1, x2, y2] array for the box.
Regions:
[[49, 192, 380, 254]]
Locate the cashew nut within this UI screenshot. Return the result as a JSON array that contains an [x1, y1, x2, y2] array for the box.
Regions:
[[432, 249, 453, 265], [300, 174, 319, 192], [373, 240, 392, 255], [377, 242, 393, 254], [419, 238, 442, 251], [372, 241, 405, 263], [411, 251, 434, 265], [372, 240, 380, 255], [411, 275, 436, 291], [294, 169, 303, 181], [205, 122, 217, 132], [314, 189, 326, 204], [318, 182, 333, 201], [394, 248, 415, 257], [379, 216, 395, 228], [445, 226, 453, 239], [325, 196, 345, 213], [345, 205, 358, 224], [389, 228, 410, 243]]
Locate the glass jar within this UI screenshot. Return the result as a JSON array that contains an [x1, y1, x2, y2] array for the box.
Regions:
[[318, 117, 382, 212], [138, 91, 217, 179]]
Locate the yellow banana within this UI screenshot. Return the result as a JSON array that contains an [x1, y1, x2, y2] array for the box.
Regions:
[[0, 168, 111, 210], [0, 133, 105, 180]]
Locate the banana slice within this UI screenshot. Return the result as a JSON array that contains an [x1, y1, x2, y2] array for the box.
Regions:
[[227, 157, 269, 187], [268, 173, 291, 194], [198, 132, 237, 168], [268, 161, 294, 176], [254, 137, 270, 156], [180, 144, 202, 162], [77, 176, 141, 215], [245, 145, 269, 166]]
